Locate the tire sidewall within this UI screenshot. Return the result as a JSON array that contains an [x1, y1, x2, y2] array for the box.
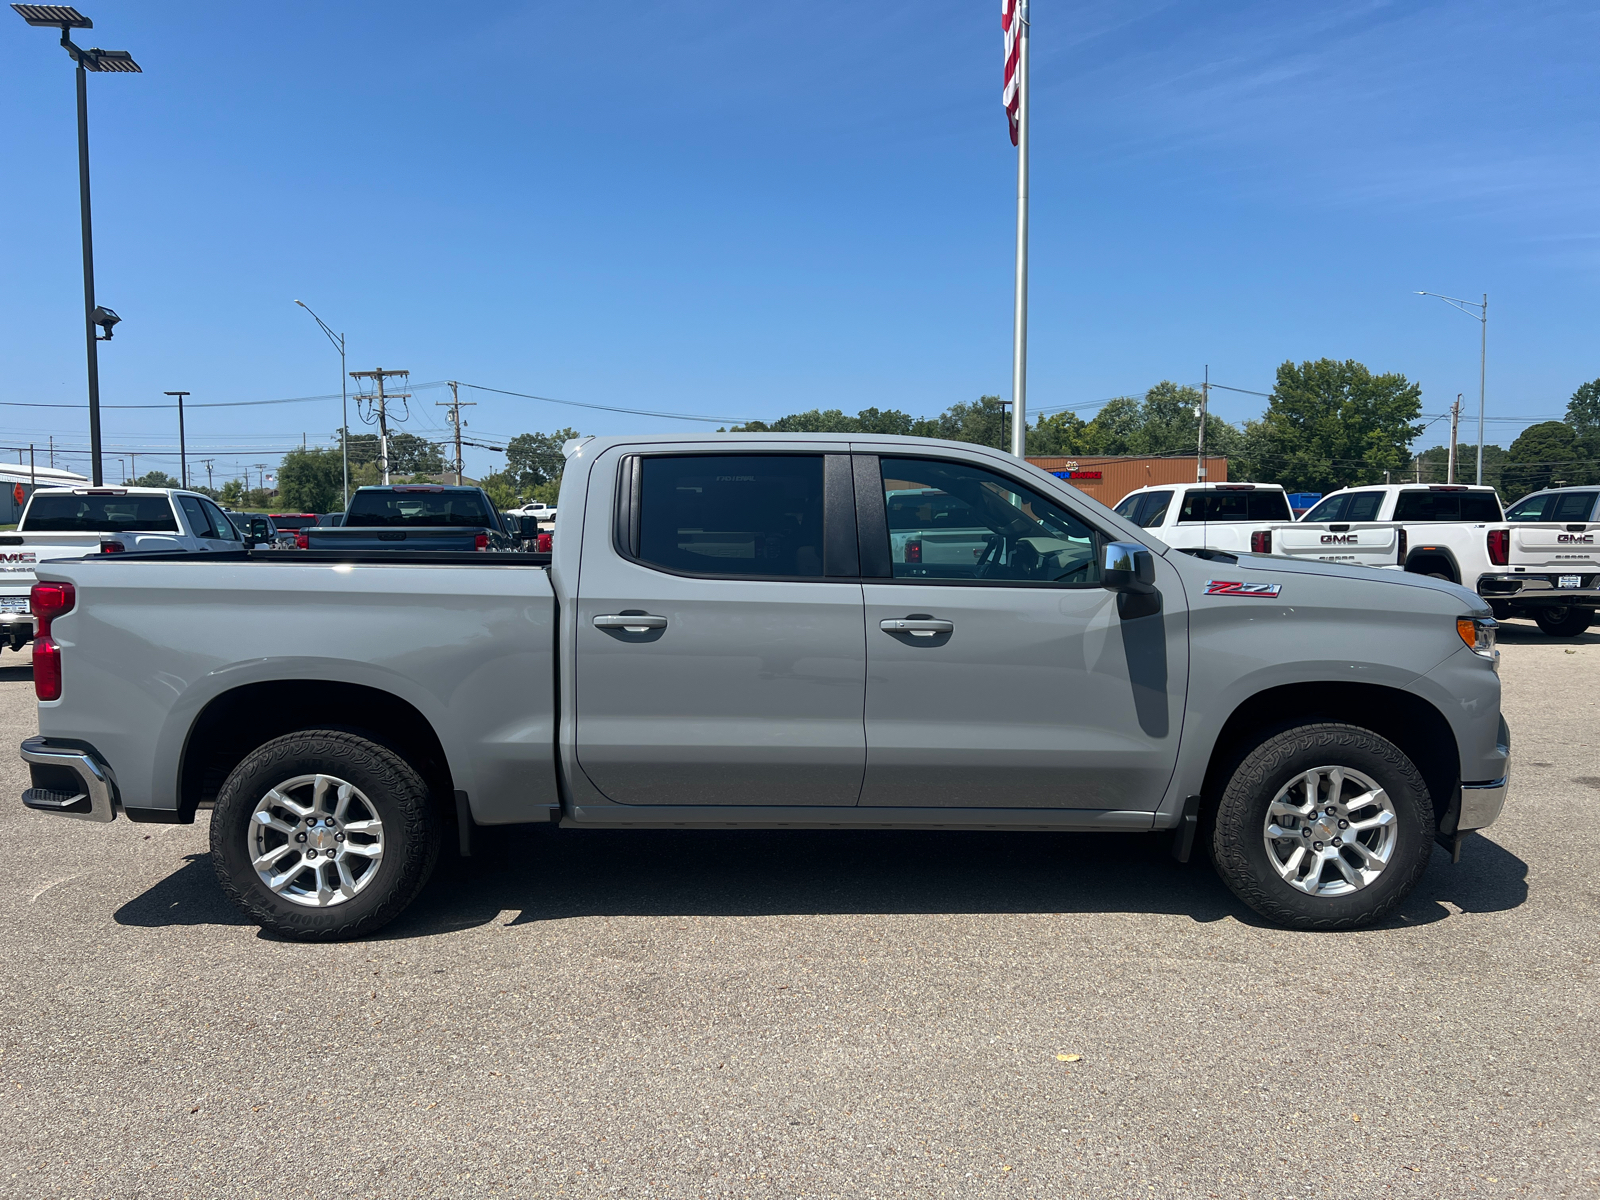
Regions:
[[211, 731, 435, 940], [1215, 725, 1433, 928]]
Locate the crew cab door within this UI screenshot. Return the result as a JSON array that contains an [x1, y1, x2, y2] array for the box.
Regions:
[[175, 494, 240, 552], [855, 453, 1187, 811], [573, 450, 866, 806]]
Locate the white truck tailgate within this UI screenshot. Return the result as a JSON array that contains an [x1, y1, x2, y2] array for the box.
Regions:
[[1272, 522, 1400, 567], [1510, 523, 1600, 573]]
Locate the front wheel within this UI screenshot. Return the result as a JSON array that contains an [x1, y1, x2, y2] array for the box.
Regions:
[[210, 729, 441, 941], [1533, 605, 1594, 637], [1211, 724, 1434, 930]]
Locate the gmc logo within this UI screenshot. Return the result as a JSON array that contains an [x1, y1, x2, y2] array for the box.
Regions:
[[1558, 534, 1594, 544], [1320, 534, 1358, 544], [0, 552, 36, 563]]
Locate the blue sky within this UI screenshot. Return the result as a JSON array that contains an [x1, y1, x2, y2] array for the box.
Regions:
[[2, 0, 1596, 486]]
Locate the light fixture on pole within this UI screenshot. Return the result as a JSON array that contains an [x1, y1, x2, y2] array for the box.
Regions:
[[294, 300, 349, 508], [1415, 290, 1488, 486], [12, 4, 141, 487], [163, 391, 189, 488]]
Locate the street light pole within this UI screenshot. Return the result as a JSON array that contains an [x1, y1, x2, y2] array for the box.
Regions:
[[164, 391, 189, 488], [294, 300, 348, 508], [1415, 290, 1488, 485]]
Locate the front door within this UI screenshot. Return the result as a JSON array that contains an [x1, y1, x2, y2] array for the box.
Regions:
[[858, 453, 1187, 811], [574, 450, 866, 806]]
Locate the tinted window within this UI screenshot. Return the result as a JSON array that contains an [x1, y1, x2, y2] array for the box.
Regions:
[[1177, 489, 1291, 522], [1508, 491, 1596, 522], [1302, 494, 1349, 522], [879, 457, 1100, 585], [1346, 492, 1384, 521], [1391, 489, 1503, 522], [177, 495, 218, 538], [23, 494, 178, 533], [637, 454, 824, 578], [202, 499, 239, 541], [269, 515, 320, 530], [345, 489, 494, 527], [1137, 491, 1172, 528], [1506, 494, 1551, 521]]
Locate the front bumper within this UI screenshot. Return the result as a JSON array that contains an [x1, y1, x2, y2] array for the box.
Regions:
[[19, 736, 119, 823], [1479, 573, 1600, 608]]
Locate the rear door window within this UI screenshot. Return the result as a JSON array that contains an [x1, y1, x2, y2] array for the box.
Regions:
[[177, 495, 219, 538], [22, 493, 179, 533], [636, 454, 826, 578], [201, 499, 239, 540], [1551, 492, 1598, 521], [1392, 490, 1503, 521], [345, 489, 494, 527]]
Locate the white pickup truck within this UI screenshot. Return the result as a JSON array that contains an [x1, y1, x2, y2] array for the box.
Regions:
[[0, 487, 243, 649], [1272, 483, 1506, 588], [1111, 482, 1291, 554], [1478, 485, 1600, 636]]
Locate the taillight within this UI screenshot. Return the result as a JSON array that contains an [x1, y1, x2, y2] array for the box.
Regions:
[[905, 539, 922, 564], [1487, 528, 1509, 566], [30, 581, 75, 638], [295, 531, 310, 550], [1250, 530, 1271, 554], [1397, 528, 1408, 565], [33, 637, 61, 701], [474, 532, 489, 551], [99, 539, 125, 554], [536, 532, 553, 553]]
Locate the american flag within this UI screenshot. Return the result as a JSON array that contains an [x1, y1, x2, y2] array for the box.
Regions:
[[1002, 0, 1024, 145]]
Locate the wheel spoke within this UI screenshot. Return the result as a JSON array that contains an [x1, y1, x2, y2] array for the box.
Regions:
[[266, 787, 312, 820], [1328, 852, 1365, 889], [252, 843, 295, 870], [1347, 838, 1390, 870], [1302, 772, 1319, 810], [340, 841, 382, 859], [251, 810, 296, 836], [336, 858, 358, 898], [1347, 807, 1395, 832], [1272, 844, 1306, 882], [342, 819, 381, 835], [333, 782, 356, 823], [313, 863, 335, 906], [1343, 786, 1385, 814], [266, 862, 304, 893], [312, 775, 336, 815]]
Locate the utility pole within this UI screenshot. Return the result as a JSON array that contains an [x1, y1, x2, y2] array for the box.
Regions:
[[1447, 394, 1462, 484], [350, 368, 410, 485], [164, 391, 190, 487], [29, 445, 36, 492], [253, 463, 268, 495], [438, 381, 475, 486], [202, 459, 214, 491], [1197, 365, 1209, 483], [49, 436, 54, 469]]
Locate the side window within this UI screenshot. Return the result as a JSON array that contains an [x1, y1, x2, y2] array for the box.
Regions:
[[1249, 491, 1292, 521], [1460, 491, 1503, 521], [177, 495, 217, 538], [1506, 494, 1550, 521], [1345, 492, 1384, 521], [879, 457, 1101, 585], [1302, 494, 1348, 523], [1552, 492, 1599, 522], [635, 454, 825, 578], [1113, 494, 1142, 520], [1137, 491, 1172, 528], [202, 499, 239, 540]]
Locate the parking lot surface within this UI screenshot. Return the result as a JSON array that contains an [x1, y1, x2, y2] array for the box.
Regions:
[[1, 623, 1596, 1199]]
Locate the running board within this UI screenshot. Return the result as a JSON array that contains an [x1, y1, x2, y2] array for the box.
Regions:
[[564, 806, 1156, 832]]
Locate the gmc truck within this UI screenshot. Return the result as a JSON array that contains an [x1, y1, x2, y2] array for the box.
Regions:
[[1480, 485, 1600, 635], [1, 487, 244, 649], [18, 434, 1509, 940], [1111, 482, 1292, 555]]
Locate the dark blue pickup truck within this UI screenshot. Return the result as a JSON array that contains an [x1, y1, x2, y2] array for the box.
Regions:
[[301, 485, 511, 551]]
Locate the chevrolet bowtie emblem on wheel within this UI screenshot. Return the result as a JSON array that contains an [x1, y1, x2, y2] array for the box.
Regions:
[[1205, 579, 1283, 598]]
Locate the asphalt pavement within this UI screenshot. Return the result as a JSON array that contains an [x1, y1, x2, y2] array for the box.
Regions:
[[0, 624, 1595, 1199]]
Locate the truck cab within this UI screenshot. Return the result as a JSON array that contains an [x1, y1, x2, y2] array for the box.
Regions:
[[1111, 482, 1291, 554]]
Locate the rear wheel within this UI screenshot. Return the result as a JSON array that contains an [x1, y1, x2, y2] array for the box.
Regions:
[[1211, 723, 1434, 930], [1533, 605, 1594, 637], [210, 729, 441, 941]]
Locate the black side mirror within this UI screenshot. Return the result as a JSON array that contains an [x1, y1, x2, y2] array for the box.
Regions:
[[1102, 540, 1160, 619], [249, 519, 268, 540]]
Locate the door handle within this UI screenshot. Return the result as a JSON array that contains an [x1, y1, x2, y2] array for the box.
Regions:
[[594, 613, 668, 632], [880, 618, 953, 637]]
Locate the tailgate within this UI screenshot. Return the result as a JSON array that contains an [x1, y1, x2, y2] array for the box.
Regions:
[[1510, 523, 1600, 571], [1271, 522, 1399, 566]]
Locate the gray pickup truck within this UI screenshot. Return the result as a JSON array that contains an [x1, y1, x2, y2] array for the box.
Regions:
[[300, 484, 509, 551], [18, 434, 1509, 939]]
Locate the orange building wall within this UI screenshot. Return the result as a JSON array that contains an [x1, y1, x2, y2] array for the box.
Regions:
[[1026, 456, 1229, 508]]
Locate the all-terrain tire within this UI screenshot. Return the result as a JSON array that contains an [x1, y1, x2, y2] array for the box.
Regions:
[[1533, 605, 1594, 637], [210, 729, 441, 941], [1211, 723, 1434, 930]]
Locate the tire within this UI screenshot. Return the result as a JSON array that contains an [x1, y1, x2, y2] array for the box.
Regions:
[[1211, 723, 1434, 930], [210, 729, 441, 941], [1533, 605, 1594, 637]]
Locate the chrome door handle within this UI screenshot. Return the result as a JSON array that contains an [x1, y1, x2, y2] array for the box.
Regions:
[[880, 618, 953, 637], [594, 613, 668, 632]]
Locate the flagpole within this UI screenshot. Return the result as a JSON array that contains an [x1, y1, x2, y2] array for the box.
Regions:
[[1009, 0, 1030, 458]]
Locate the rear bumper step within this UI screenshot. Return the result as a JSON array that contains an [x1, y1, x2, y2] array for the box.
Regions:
[[19, 737, 118, 823]]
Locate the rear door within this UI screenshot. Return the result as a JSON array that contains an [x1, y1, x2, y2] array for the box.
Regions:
[[856, 452, 1186, 812], [573, 450, 866, 806]]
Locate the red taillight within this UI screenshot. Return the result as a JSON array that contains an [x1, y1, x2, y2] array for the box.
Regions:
[[474, 532, 489, 551], [1397, 528, 1408, 565], [905, 539, 922, 564], [536, 532, 553, 553], [1250, 530, 1271, 554], [1487, 528, 1509, 566], [99, 539, 125, 554], [33, 636, 61, 701], [295, 531, 310, 550], [30, 581, 75, 638]]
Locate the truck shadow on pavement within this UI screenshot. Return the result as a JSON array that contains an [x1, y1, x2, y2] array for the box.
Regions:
[[115, 824, 1527, 939], [1494, 618, 1600, 646]]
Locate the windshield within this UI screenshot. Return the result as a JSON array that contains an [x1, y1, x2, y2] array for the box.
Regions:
[[22, 493, 178, 533], [1507, 491, 1597, 522], [345, 489, 493, 527], [1177, 490, 1291, 522], [1302, 492, 1384, 522]]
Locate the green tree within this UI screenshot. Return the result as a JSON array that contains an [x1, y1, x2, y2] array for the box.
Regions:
[[1564, 377, 1600, 434], [1242, 359, 1422, 492], [504, 427, 583, 495], [1501, 421, 1590, 500], [127, 470, 181, 488], [1026, 409, 1094, 455], [219, 479, 244, 505], [276, 447, 345, 513], [342, 430, 444, 476], [477, 470, 522, 511]]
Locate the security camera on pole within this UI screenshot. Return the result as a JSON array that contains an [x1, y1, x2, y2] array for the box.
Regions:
[[1002, 0, 1030, 458]]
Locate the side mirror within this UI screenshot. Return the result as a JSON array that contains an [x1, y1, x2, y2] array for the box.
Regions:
[[1103, 540, 1161, 619], [249, 519, 268, 540]]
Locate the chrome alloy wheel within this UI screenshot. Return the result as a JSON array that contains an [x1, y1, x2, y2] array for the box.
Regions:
[[1262, 765, 1398, 897], [248, 774, 384, 908]]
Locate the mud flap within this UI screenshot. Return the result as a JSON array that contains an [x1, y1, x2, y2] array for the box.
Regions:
[[1171, 794, 1201, 863]]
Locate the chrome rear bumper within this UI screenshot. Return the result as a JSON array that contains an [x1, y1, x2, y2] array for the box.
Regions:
[[20, 736, 118, 823]]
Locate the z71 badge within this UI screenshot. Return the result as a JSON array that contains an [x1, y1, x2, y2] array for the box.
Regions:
[[1205, 579, 1283, 598]]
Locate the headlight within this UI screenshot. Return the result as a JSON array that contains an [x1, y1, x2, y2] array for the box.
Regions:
[[1456, 615, 1498, 661]]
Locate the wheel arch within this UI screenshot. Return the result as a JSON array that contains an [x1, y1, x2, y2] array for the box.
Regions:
[[1404, 545, 1461, 583], [178, 680, 455, 822], [1200, 681, 1460, 829]]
